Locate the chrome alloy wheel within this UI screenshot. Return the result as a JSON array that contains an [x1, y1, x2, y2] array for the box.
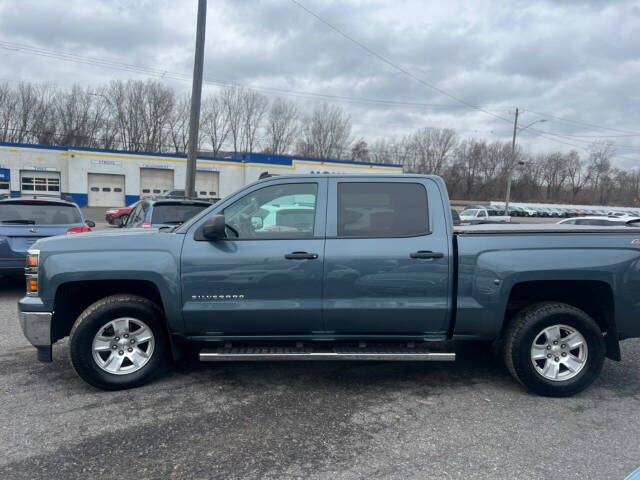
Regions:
[[531, 324, 588, 382], [92, 317, 155, 375]]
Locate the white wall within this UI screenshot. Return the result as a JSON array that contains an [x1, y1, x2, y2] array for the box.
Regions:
[[0, 142, 403, 206]]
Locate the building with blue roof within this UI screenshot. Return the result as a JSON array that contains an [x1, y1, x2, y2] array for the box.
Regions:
[[0, 141, 403, 207]]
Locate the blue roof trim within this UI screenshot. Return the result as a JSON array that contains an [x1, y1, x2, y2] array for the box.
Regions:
[[0, 141, 402, 169], [232, 152, 400, 169], [0, 141, 68, 151]]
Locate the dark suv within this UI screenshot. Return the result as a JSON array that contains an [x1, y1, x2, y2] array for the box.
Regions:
[[0, 197, 94, 275], [124, 198, 211, 229]]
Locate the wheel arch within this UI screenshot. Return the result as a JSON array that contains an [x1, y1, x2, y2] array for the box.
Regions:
[[52, 280, 180, 360], [502, 280, 619, 361]]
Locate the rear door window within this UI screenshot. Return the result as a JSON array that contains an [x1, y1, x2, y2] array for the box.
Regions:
[[151, 203, 209, 225], [0, 202, 82, 225], [337, 182, 428, 237]]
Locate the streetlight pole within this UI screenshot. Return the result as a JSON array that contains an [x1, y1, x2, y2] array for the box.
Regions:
[[504, 111, 546, 215], [185, 0, 207, 199], [504, 108, 519, 216]]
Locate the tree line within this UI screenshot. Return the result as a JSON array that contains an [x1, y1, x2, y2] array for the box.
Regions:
[[0, 79, 636, 206]]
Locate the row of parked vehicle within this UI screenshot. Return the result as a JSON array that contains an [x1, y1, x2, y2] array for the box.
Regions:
[[0, 192, 216, 277], [478, 204, 640, 218], [106, 190, 215, 229]]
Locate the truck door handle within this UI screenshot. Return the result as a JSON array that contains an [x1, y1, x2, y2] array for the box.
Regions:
[[284, 252, 319, 260], [410, 251, 444, 259]]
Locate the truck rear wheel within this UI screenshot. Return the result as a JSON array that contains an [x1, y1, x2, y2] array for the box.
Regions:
[[69, 294, 167, 390], [503, 302, 605, 397]]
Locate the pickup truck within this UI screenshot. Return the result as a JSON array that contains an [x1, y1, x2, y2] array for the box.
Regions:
[[18, 174, 640, 396], [459, 207, 511, 223]]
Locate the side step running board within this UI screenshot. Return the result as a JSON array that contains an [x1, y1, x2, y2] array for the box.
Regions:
[[199, 347, 455, 362]]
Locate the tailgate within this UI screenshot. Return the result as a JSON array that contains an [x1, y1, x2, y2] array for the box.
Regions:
[[0, 225, 69, 256]]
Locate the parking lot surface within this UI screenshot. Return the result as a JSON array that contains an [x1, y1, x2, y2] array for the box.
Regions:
[[1, 277, 639, 479]]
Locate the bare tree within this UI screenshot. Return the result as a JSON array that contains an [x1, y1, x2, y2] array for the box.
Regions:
[[587, 140, 615, 204], [565, 150, 588, 201], [167, 94, 190, 154], [53, 85, 108, 148], [201, 94, 229, 156], [350, 139, 370, 162], [239, 89, 268, 152], [296, 103, 352, 159], [0, 82, 19, 142], [263, 98, 299, 155]]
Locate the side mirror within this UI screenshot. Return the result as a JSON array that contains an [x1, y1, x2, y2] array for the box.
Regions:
[[85, 220, 96, 228], [200, 214, 227, 240]]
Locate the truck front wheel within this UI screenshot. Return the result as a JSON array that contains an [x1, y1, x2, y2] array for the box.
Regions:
[[503, 302, 605, 397], [69, 294, 168, 390]]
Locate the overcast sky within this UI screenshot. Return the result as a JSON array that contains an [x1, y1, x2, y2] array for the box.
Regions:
[[0, 0, 639, 166]]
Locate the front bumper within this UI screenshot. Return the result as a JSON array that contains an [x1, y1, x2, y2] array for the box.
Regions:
[[18, 310, 53, 362]]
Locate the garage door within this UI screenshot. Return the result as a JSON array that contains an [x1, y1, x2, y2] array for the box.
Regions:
[[20, 170, 61, 197], [195, 171, 220, 199], [140, 168, 174, 198], [88, 173, 125, 207], [0, 168, 10, 196]]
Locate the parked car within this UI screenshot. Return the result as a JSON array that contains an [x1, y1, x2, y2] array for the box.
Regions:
[[158, 189, 186, 199], [21, 174, 640, 397], [460, 207, 511, 223], [557, 216, 640, 226], [105, 201, 139, 227], [124, 198, 211, 229], [0, 197, 94, 275]]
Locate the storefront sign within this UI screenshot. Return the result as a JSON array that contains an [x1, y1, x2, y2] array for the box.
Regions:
[[141, 163, 172, 169], [23, 166, 57, 172], [91, 159, 122, 166], [196, 165, 219, 172]]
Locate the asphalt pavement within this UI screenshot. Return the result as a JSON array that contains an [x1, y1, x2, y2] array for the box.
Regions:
[[1, 275, 639, 479]]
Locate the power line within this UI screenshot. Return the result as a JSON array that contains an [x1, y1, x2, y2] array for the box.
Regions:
[[288, 0, 514, 125], [0, 40, 472, 112], [3, 38, 639, 147], [3, 39, 639, 153], [287, 1, 640, 155], [523, 108, 640, 136]]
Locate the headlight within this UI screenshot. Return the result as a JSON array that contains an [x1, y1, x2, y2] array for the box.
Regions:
[[106, 209, 118, 214], [26, 250, 39, 271], [25, 249, 39, 296]]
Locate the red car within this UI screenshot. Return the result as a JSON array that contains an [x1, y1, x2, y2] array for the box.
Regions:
[[105, 201, 139, 227]]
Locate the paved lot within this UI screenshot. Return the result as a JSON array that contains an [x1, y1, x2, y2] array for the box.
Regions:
[[1, 278, 639, 479]]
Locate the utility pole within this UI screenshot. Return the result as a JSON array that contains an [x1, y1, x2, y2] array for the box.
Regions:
[[185, 0, 207, 198], [504, 107, 519, 216]]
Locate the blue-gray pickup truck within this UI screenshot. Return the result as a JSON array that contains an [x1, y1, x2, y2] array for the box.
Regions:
[[18, 174, 640, 396]]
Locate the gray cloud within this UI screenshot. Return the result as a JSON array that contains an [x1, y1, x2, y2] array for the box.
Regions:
[[0, 0, 639, 164]]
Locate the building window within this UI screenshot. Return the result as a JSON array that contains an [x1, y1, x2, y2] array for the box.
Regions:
[[22, 175, 60, 193], [103, 187, 111, 192], [91, 187, 99, 192], [0, 169, 9, 190], [114, 187, 122, 192]]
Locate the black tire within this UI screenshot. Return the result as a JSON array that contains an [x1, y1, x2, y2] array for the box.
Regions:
[[117, 214, 129, 227], [503, 302, 605, 397], [69, 294, 168, 390]]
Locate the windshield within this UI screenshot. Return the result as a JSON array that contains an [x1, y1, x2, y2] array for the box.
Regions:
[[151, 203, 209, 224], [462, 209, 479, 216], [0, 202, 82, 225]]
